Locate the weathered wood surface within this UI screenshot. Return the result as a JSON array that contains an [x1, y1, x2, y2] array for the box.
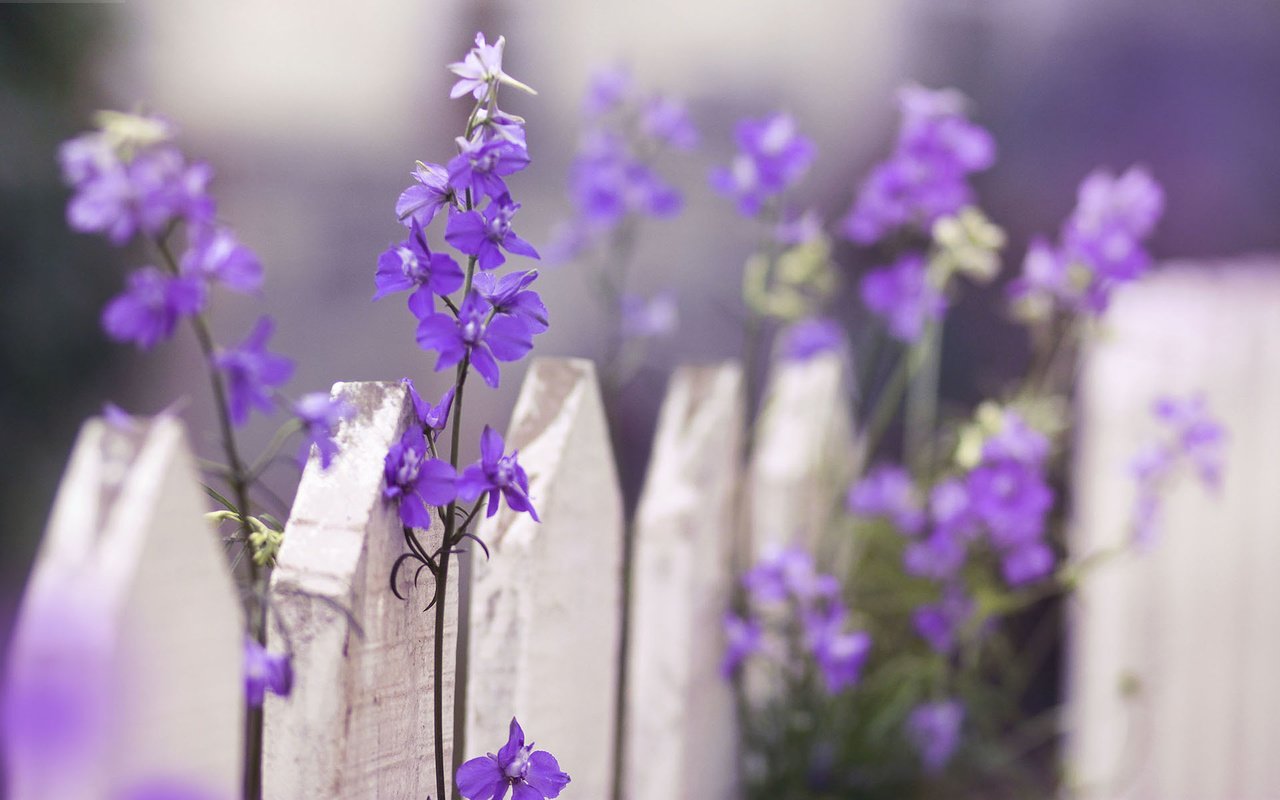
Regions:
[[264, 380, 457, 798], [623, 363, 744, 800], [4, 415, 242, 800], [1067, 263, 1280, 799], [749, 352, 857, 553], [465, 358, 624, 800]]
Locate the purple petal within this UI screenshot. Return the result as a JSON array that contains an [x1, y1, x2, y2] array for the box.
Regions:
[[456, 755, 505, 800], [415, 458, 458, 506], [524, 750, 570, 798], [497, 717, 525, 765]]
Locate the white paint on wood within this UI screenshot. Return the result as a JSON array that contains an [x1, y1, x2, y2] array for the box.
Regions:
[[749, 352, 857, 554], [1066, 262, 1280, 799], [623, 363, 743, 800], [465, 358, 624, 800], [264, 380, 457, 798], [4, 415, 243, 800]]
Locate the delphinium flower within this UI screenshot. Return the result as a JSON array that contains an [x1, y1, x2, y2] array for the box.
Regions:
[[777, 317, 844, 362], [710, 112, 815, 217], [458, 425, 539, 521], [475, 269, 549, 334], [396, 161, 455, 228], [860, 252, 947, 343], [847, 464, 926, 534], [842, 85, 995, 246], [414, 290, 534, 388], [721, 613, 764, 678], [912, 582, 973, 655], [100, 266, 206, 350], [445, 195, 540, 273], [905, 699, 964, 773], [180, 225, 263, 294], [1130, 394, 1226, 545], [1009, 165, 1164, 318], [292, 392, 353, 468], [375, 218, 465, 317], [618, 292, 678, 340], [382, 426, 457, 528], [243, 636, 292, 708], [456, 717, 570, 800], [214, 317, 296, 427], [403, 377, 455, 433]]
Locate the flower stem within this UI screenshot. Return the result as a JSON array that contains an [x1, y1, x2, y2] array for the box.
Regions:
[[905, 320, 943, 479]]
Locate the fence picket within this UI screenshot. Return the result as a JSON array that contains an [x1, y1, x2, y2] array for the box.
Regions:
[[263, 380, 457, 798], [465, 358, 624, 800], [1066, 263, 1280, 799], [622, 363, 744, 800], [3, 415, 242, 800]]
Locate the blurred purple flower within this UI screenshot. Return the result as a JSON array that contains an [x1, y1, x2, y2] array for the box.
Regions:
[[779, 318, 844, 362], [847, 464, 925, 535], [382, 426, 457, 527], [375, 218, 465, 317], [415, 290, 533, 388], [812, 630, 871, 694], [1130, 394, 1226, 545], [906, 699, 964, 773], [913, 584, 973, 655], [742, 547, 825, 605], [774, 207, 824, 246], [456, 717, 570, 800], [967, 460, 1054, 550], [446, 196, 540, 272], [569, 134, 682, 228], [118, 781, 224, 800], [721, 613, 763, 678], [903, 528, 967, 580], [243, 637, 292, 708], [710, 112, 815, 216], [860, 252, 946, 342], [641, 95, 698, 150], [293, 392, 352, 469], [457, 425, 539, 522], [583, 65, 633, 117], [180, 225, 262, 294], [214, 317, 295, 426], [101, 266, 205, 350], [619, 292, 678, 339], [396, 162, 455, 228], [999, 541, 1056, 586]]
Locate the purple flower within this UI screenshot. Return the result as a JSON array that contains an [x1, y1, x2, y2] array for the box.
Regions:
[[375, 218, 465, 317], [812, 629, 871, 694], [779, 318, 844, 362], [981, 411, 1051, 466], [415, 290, 533, 388], [293, 392, 353, 469], [903, 529, 967, 580], [721, 613, 763, 678], [243, 636, 292, 708], [710, 113, 815, 217], [861, 253, 946, 342], [448, 136, 531, 204], [447, 33, 535, 101], [1064, 166, 1163, 282], [396, 161, 455, 228], [214, 317, 295, 426], [775, 207, 825, 246], [1130, 394, 1226, 545], [619, 292, 678, 339], [569, 134, 682, 228], [640, 95, 698, 150], [583, 65, 633, 117], [403, 378, 456, 432], [456, 717, 570, 800], [967, 460, 1053, 550], [475, 269, 549, 334], [101, 266, 206, 350], [457, 426, 539, 521], [847, 464, 925, 534], [912, 584, 972, 654], [445, 197, 540, 272], [1000, 541, 1055, 586], [382, 426, 457, 528], [906, 700, 964, 773], [180, 225, 262, 294], [742, 547, 824, 605]]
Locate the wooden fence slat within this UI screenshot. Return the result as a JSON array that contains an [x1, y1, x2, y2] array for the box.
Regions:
[[748, 352, 857, 554], [4, 415, 242, 800], [622, 363, 744, 800], [465, 358, 624, 800], [264, 380, 457, 798], [1067, 262, 1280, 799]]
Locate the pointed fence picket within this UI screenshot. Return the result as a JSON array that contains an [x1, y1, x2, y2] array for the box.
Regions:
[[3, 414, 243, 800], [622, 363, 744, 800], [748, 352, 858, 554], [464, 358, 625, 800], [1066, 262, 1280, 799], [263, 380, 457, 798]]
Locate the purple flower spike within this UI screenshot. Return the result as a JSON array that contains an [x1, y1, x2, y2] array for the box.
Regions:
[[847, 464, 925, 534], [813, 629, 871, 694], [180, 225, 263, 294], [456, 717, 570, 800], [243, 636, 292, 708], [375, 218, 465, 317], [101, 266, 206, 350], [382, 426, 457, 528], [415, 290, 533, 388], [214, 317, 295, 426], [861, 253, 947, 342], [396, 162, 455, 228], [445, 196, 540, 272], [447, 136, 531, 204], [779, 318, 844, 362], [721, 613, 763, 678], [458, 425, 539, 521], [293, 392, 353, 469], [475, 269, 549, 334], [907, 699, 964, 773]]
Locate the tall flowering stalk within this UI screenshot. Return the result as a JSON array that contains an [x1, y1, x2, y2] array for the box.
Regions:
[[58, 110, 351, 798], [376, 34, 565, 800]]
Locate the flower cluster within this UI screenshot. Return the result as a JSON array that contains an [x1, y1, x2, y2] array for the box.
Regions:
[[842, 85, 995, 246], [456, 717, 570, 800], [1009, 165, 1164, 317], [725, 548, 871, 695], [710, 112, 815, 218], [860, 252, 947, 343], [906, 699, 965, 773], [1131, 394, 1226, 545]]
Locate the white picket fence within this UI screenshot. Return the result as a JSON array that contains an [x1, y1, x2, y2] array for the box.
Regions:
[[5, 263, 1280, 799]]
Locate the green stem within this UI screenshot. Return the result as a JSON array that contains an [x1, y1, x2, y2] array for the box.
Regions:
[[905, 320, 942, 479]]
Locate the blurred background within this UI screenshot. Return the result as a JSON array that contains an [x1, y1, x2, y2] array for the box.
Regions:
[[4, 0, 1280, 663]]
